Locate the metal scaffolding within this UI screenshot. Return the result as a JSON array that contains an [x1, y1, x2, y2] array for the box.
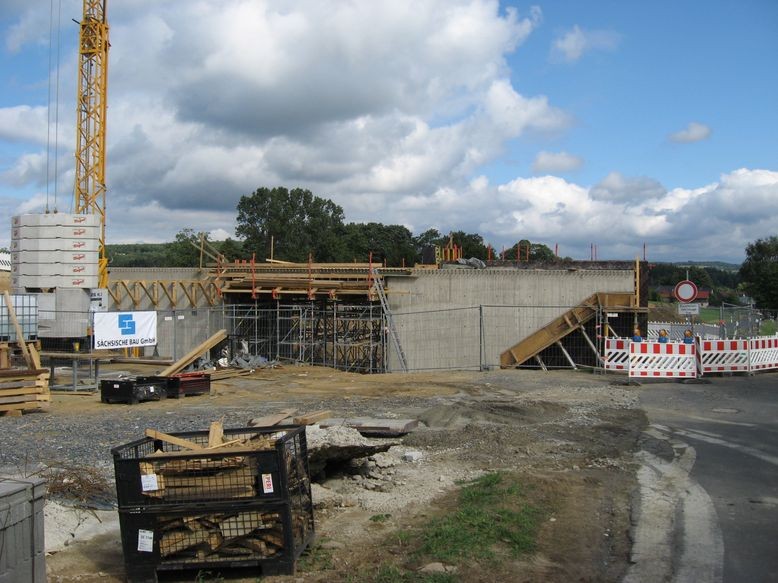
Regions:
[[222, 302, 386, 373]]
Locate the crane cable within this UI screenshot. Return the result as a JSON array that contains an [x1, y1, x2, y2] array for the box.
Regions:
[[45, 0, 63, 213]]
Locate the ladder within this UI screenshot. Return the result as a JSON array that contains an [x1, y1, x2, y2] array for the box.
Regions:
[[372, 270, 408, 372]]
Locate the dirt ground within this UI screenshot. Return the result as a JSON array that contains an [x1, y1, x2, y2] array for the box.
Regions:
[[39, 364, 645, 582]]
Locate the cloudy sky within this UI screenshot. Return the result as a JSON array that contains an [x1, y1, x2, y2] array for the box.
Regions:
[[1, 0, 777, 263]]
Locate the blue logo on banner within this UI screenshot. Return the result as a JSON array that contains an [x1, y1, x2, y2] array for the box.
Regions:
[[118, 314, 136, 335]]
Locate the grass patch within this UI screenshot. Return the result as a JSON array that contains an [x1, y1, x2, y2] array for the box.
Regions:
[[416, 472, 541, 563], [761, 319, 777, 336], [312, 473, 543, 582], [297, 539, 335, 572]]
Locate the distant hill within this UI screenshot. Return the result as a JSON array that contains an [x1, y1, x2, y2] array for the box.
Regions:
[[675, 260, 741, 272]]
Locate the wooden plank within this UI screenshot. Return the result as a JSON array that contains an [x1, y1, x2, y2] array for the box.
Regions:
[[157, 329, 227, 377], [2, 291, 32, 369], [159, 529, 211, 557], [248, 409, 297, 427], [144, 429, 204, 450], [156, 456, 247, 472], [0, 369, 47, 379], [157, 468, 255, 489], [27, 343, 42, 371], [0, 401, 50, 412], [146, 484, 256, 501], [0, 394, 49, 405], [0, 380, 38, 391], [208, 421, 224, 448], [220, 512, 274, 537], [292, 409, 332, 425]]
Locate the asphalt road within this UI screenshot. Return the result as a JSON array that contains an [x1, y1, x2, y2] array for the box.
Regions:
[[638, 373, 778, 583]]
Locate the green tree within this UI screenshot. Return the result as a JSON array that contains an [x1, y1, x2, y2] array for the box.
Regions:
[[448, 231, 489, 260], [166, 228, 206, 267], [342, 223, 417, 266], [235, 187, 346, 262], [215, 238, 248, 262], [501, 240, 556, 262], [413, 228, 442, 254], [739, 236, 778, 309]]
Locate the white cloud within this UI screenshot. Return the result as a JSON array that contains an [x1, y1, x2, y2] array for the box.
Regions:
[[532, 151, 583, 173], [550, 25, 621, 63], [669, 122, 711, 143], [590, 172, 666, 203], [0, 106, 48, 145], [1, 2, 776, 264]]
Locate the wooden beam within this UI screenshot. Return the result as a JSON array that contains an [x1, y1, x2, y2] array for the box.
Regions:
[[157, 329, 227, 377], [144, 428, 203, 450], [3, 291, 32, 369], [208, 421, 224, 448], [293, 409, 332, 425]]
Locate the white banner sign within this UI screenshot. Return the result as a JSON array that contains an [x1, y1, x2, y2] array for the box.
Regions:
[[93, 311, 157, 349]]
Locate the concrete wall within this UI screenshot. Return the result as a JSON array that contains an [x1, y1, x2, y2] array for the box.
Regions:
[[385, 266, 635, 371]]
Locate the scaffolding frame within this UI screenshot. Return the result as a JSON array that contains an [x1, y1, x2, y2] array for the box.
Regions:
[[223, 302, 386, 373]]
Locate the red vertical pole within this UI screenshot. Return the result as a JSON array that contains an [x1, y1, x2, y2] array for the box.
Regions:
[[250, 253, 256, 300], [368, 251, 373, 290]]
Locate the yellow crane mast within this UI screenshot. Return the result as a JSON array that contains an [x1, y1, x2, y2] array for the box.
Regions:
[[74, 0, 109, 287]]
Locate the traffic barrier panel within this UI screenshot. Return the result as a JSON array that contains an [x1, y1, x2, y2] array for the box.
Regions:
[[603, 338, 630, 370], [629, 341, 697, 378], [749, 336, 778, 371], [699, 339, 750, 374]]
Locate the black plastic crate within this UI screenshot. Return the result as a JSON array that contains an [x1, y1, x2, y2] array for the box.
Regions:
[[100, 377, 167, 405], [160, 372, 210, 399], [111, 426, 310, 507], [119, 499, 315, 583]]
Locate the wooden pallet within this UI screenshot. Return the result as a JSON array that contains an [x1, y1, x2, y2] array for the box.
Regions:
[[0, 368, 51, 416]]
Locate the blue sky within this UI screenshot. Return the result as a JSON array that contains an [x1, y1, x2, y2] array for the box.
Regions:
[[1, 0, 777, 263]]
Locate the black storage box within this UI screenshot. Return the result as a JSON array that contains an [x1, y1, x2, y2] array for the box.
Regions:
[[161, 372, 211, 399], [111, 426, 314, 582], [100, 376, 167, 404]]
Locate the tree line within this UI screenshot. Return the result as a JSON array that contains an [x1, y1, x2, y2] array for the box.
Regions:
[[106, 186, 558, 268], [103, 186, 778, 311]]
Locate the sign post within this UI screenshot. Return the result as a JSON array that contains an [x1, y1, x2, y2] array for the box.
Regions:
[[674, 280, 699, 341]]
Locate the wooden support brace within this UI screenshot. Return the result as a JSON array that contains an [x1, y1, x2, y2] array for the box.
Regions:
[[3, 291, 32, 369]]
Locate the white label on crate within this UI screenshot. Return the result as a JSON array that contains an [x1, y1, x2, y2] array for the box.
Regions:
[[141, 474, 159, 492], [138, 529, 154, 552], [262, 473, 274, 494]]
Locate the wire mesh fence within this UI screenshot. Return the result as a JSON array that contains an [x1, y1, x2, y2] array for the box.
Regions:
[[11, 299, 775, 374]]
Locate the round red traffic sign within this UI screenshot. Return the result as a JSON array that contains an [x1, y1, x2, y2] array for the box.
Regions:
[[674, 280, 698, 303]]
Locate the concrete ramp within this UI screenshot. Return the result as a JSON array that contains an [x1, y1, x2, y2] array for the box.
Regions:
[[500, 292, 635, 368]]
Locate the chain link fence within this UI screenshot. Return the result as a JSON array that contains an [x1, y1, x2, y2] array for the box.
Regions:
[[13, 300, 775, 374]]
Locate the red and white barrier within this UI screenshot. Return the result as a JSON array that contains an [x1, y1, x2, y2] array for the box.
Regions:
[[629, 341, 697, 378], [699, 339, 750, 374], [749, 336, 778, 371], [603, 338, 630, 370]]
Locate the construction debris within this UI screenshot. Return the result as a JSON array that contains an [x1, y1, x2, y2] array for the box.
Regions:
[[305, 424, 400, 478], [319, 417, 419, 437]]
